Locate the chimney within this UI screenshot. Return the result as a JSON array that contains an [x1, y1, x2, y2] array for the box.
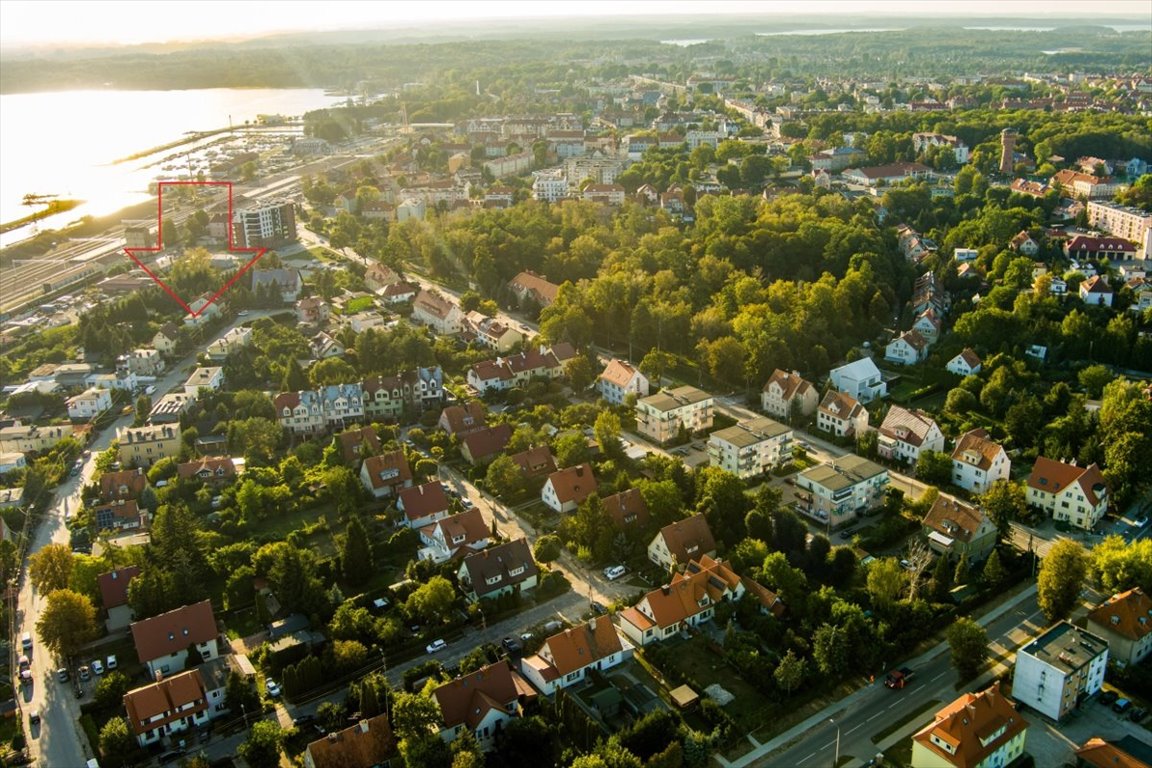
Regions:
[[328, 732, 338, 743], [661, 585, 670, 595], [154, 670, 164, 682]]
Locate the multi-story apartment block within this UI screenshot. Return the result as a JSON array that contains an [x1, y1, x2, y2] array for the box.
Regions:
[[911, 683, 1028, 768], [532, 170, 569, 202], [117, 424, 181, 467], [231, 201, 296, 249], [707, 417, 793, 480], [760, 369, 818, 422], [1012, 622, 1107, 721], [635, 386, 714, 444], [1087, 200, 1152, 258], [951, 429, 1010, 495], [796, 454, 889, 530], [1026, 457, 1109, 531], [411, 289, 464, 335], [205, 327, 252, 361], [1086, 588, 1152, 669], [877, 406, 945, 465]]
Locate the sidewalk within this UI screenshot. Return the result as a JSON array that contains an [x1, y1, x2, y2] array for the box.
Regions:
[[715, 583, 1039, 768]]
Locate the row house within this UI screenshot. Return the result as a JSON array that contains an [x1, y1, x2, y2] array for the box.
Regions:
[[816, 391, 869, 438], [1086, 588, 1152, 669], [1012, 621, 1107, 721], [911, 684, 1028, 768], [761, 369, 818, 422], [877, 406, 945, 464], [411, 289, 464, 335], [274, 384, 365, 436], [922, 494, 997, 562], [0, 424, 74, 455], [359, 450, 413, 499], [617, 556, 744, 647], [465, 345, 574, 393], [1026, 457, 1109, 530], [541, 464, 597, 514], [123, 669, 214, 747], [707, 417, 793, 480], [950, 428, 1010, 494], [520, 616, 625, 696], [362, 367, 444, 420], [457, 538, 539, 604], [418, 508, 491, 563], [648, 514, 716, 571], [635, 386, 714, 444], [1065, 235, 1137, 261], [597, 359, 650, 406], [117, 424, 181, 468], [796, 454, 890, 530], [399, 179, 469, 208]]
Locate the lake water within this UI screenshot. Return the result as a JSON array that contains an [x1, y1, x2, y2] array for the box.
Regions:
[[0, 88, 342, 245], [756, 28, 902, 36]]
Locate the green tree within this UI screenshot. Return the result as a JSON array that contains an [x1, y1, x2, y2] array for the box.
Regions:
[[564, 355, 598, 392], [332, 639, 370, 673], [281, 357, 308, 392], [29, 543, 74, 595], [553, 431, 590, 468], [866, 558, 906, 611], [95, 671, 132, 710], [982, 549, 1005, 589], [981, 480, 1025, 542], [341, 516, 374, 585], [947, 617, 989, 679], [593, 410, 623, 459], [533, 534, 562, 563], [774, 648, 806, 695], [99, 717, 136, 767], [1038, 539, 1089, 623], [404, 575, 456, 625], [485, 454, 525, 500], [1091, 537, 1152, 596], [36, 588, 98, 660], [1078, 364, 1114, 398], [392, 691, 443, 741], [915, 450, 953, 486], [812, 623, 850, 677], [238, 720, 283, 768]]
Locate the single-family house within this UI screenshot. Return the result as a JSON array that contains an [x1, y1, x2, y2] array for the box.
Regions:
[[1079, 275, 1114, 307], [885, 330, 930, 365], [176, 457, 238, 488], [130, 600, 220, 677], [946, 348, 983, 377], [648, 514, 716, 571], [520, 616, 625, 695], [761, 369, 818, 422], [601, 488, 650, 530], [829, 358, 887, 403], [816, 391, 869, 438], [508, 445, 557, 481], [123, 668, 213, 747], [912, 310, 942, 345], [461, 424, 513, 466], [336, 426, 381, 466], [360, 451, 414, 499], [1075, 737, 1152, 768], [951, 429, 1010, 495], [617, 556, 743, 647], [911, 683, 1028, 768], [508, 271, 560, 309], [598, 359, 650, 405], [877, 406, 945, 464], [1010, 230, 1040, 256], [184, 366, 224, 397], [411, 289, 464, 335], [1086, 588, 1152, 669], [438, 402, 488, 437], [1026, 457, 1109, 530], [251, 268, 302, 303], [419, 508, 491, 563], [153, 323, 181, 357], [117, 424, 181, 467], [93, 499, 145, 532], [295, 297, 330, 326], [304, 714, 397, 768], [922, 495, 997, 562], [310, 332, 345, 360], [364, 263, 402, 293], [99, 468, 148, 503], [98, 565, 140, 630], [466, 313, 523, 353], [541, 464, 598, 514], [457, 538, 539, 604], [432, 660, 532, 751], [66, 387, 112, 420], [397, 482, 452, 529]]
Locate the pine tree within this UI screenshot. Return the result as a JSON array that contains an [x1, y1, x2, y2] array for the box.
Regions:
[[953, 554, 970, 586], [281, 356, 308, 392], [982, 549, 1005, 588], [341, 517, 373, 585]]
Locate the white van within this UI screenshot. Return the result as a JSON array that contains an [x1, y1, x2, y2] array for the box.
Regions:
[[21, 632, 32, 651]]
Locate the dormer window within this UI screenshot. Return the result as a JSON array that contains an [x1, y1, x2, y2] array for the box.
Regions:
[[485, 575, 502, 586], [509, 566, 525, 577]]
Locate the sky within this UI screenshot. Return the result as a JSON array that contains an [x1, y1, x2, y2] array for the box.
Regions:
[[1, 0, 1148, 47]]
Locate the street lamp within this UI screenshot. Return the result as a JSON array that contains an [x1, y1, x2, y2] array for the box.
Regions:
[[829, 717, 840, 768]]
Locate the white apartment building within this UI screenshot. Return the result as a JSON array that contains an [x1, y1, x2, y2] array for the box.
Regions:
[[1012, 622, 1107, 721], [707, 417, 793, 480], [635, 386, 714, 444], [829, 357, 887, 403], [532, 170, 569, 202], [1087, 200, 1152, 259], [597, 359, 649, 406], [796, 454, 889, 530], [1026, 457, 1109, 531]]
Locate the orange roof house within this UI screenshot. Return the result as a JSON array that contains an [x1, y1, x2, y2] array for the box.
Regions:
[[911, 683, 1029, 768]]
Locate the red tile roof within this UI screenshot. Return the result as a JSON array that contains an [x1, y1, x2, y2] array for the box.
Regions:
[[97, 566, 140, 609], [99, 469, 147, 502], [655, 514, 716, 566], [123, 669, 208, 736], [398, 482, 450, 522], [337, 426, 381, 464], [305, 714, 397, 768], [1087, 588, 1152, 643], [541, 616, 622, 676], [508, 446, 556, 478], [361, 451, 412, 491], [601, 488, 650, 528], [912, 683, 1028, 768], [130, 600, 217, 664], [432, 660, 521, 730], [1027, 458, 1107, 506], [545, 464, 598, 505]]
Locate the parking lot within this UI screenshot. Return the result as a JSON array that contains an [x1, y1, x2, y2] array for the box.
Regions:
[[1022, 690, 1152, 766]]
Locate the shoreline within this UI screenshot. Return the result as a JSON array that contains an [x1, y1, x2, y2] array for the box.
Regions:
[[111, 126, 236, 165], [0, 199, 84, 234]]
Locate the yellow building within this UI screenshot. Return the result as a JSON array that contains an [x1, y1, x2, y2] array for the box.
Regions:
[[117, 424, 181, 468]]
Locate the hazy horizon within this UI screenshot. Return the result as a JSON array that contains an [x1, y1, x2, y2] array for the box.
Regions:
[[2, 0, 1150, 49]]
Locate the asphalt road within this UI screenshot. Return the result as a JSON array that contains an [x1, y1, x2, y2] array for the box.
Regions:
[[742, 585, 1045, 768]]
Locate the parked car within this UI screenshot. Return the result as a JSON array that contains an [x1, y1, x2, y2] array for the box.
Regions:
[[292, 714, 317, 728], [590, 601, 607, 615], [265, 679, 281, 698], [603, 565, 626, 581], [1129, 706, 1147, 722], [21, 633, 32, 651], [372, 597, 390, 611], [838, 528, 856, 540], [1099, 690, 1119, 706], [91, 659, 104, 675], [501, 636, 522, 655], [78, 665, 91, 681], [28, 710, 40, 726], [56, 668, 69, 683], [106, 654, 117, 670], [425, 639, 447, 654], [1113, 698, 1133, 714]]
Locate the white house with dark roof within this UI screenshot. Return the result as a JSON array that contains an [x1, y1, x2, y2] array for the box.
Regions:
[[431, 660, 530, 751], [541, 464, 597, 514], [885, 330, 930, 365], [1079, 275, 1114, 307], [877, 406, 944, 464], [457, 538, 539, 603], [946, 348, 983, 377], [130, 600, 219, 677], [951, 429, 1010, 494]]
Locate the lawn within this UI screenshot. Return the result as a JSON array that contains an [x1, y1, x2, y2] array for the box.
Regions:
[[223, 606, 264, 640], [650, 635, 773, 728], [345, 295, 376, 313]]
